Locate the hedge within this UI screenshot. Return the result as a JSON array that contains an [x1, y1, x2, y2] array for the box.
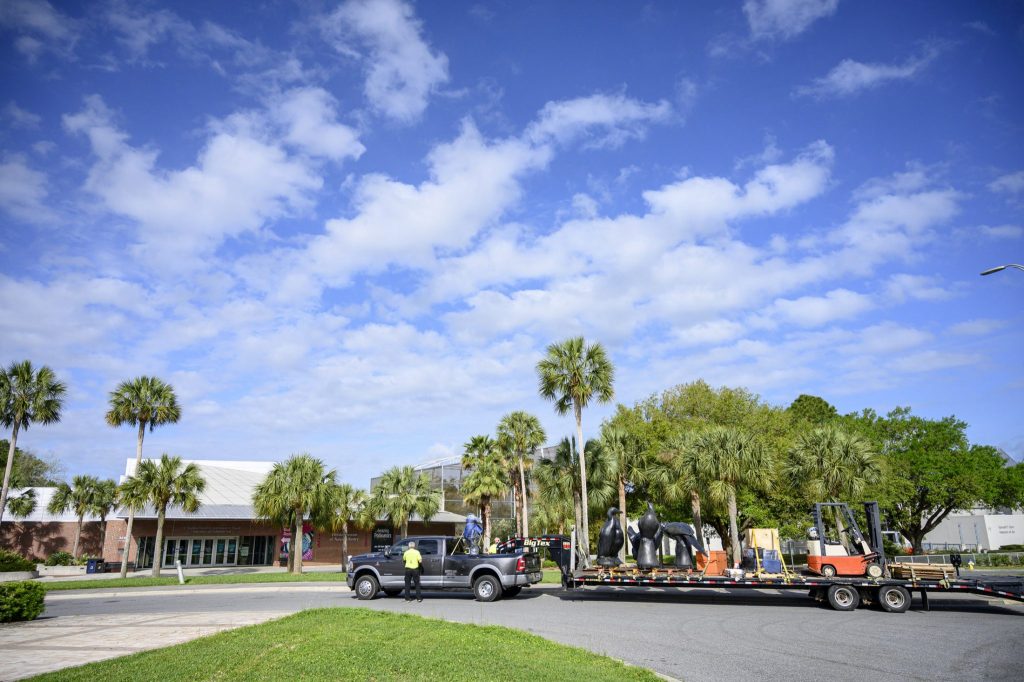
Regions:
[[0, 581, 45, 623], [45, 551, 74, 566], [0, 549, 35, 572]]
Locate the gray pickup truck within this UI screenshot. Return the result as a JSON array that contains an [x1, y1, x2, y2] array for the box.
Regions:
[[346, 535, 543, 602]]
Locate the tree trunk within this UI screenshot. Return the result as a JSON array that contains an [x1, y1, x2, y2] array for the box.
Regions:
[[618, 475, 627, 563], [483, 498, 492, 551], [401, 518, 409, 540], [293, 513, 303, 574], [728, 489, 740, 568], [511, 476, 522, 536], [73, 516, 83, 558], [120, 422, 146, 578], [573, 491, 582, 555], [152, 507, 166, 578], [341, 520, 349, 570], [690, 489, 704, 551], [287, 525, 295, 573], [575, 404, 590, 561], [99, 517, 108, 557], [520, 455, 529, 537], [0, 421, 21, 525]]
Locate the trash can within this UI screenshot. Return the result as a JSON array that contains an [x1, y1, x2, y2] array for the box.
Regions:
[[86, 558, 99, 574]]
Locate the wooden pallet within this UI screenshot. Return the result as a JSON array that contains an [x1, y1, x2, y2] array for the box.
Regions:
[[890, 563, 954, 581]]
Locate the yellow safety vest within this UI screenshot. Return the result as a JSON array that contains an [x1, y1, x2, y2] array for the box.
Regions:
[[403, 547, 422, 569]]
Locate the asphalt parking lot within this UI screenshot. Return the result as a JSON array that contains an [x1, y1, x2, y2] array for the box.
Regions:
[[6, 583, 1023, 681]]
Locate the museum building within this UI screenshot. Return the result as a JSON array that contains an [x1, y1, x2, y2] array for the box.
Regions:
[[1, 458, 466, 568]]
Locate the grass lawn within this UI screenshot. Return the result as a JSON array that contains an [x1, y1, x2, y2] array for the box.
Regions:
[[42, 571, 348, 591], [28, 608, 659, 682], [541, 568, 563, 584]]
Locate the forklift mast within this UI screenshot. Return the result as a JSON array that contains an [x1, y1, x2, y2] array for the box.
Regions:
[[863, 501, 887, 572]]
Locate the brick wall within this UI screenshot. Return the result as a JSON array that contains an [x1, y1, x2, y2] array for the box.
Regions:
[[0, 520, 105, 561]]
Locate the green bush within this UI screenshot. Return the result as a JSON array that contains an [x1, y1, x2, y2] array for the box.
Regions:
[[44, 551, 74, 566], [998, 544, 1024, 552], [0, 581, 45, 623], [0, 549, 35, 572]]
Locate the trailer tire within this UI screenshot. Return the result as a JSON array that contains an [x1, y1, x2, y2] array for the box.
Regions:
[[878, 585, 910, 613], [354, 574, 379, 600], [865, 563, 884, 579], [473, 575, 502, 602], [827, 584, 860, 611], [820, 564, 837, 578]]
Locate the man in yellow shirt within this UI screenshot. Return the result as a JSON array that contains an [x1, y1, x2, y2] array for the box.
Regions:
[[403, 541, 423, 602]]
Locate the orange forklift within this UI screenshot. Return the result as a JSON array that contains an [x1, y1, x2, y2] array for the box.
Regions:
[[806, 501, 887, 579]]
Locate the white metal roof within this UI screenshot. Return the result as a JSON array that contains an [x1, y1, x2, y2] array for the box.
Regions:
[[4, 487, 102, 523]]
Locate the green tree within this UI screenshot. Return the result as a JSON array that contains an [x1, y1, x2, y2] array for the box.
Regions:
[[106, 376, 181, 577], [534, 437, 616, 549], [0, 440, 63, 487], [47, 475, 101, 558], [787, 394, 838, 426], [461, 442, 508, 550], [363, 466, 440, 540], [536, 337, 615, 559], [786, 424, 880, 501], [252, 454, 337, 574], [599, 422, 648, 561], [0, 361, 66, 525], [5, 489, 37, 518], [689, 426, 773, 566], [119, 455, 205, 577], [496, 411, 547, 537], [660, 430, 708, 551], [89, 479, 119, 556], [329, 483, 367, 568]]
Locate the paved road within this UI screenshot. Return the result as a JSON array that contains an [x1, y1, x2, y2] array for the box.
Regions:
[[15, 584, 1024, 681]]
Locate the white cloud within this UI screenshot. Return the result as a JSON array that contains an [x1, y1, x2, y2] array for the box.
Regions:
[[271, 87, 365, 162], [4, 101, 41, 128], [949, 319, 1007, 336], [883, 274, 951, 303], [840, 322, 931, 355], [976, 224, 1022, 239], [989, 171, 1024, 195], [0, 0, 77, 61], [64, 95, 323, 263], [767, 289, 873, 327], [672, 320, 746, 347], [0, 155, 53, 223], [325, 0, 450, 122], [888, 350, 979, 373], [744, 0, 839, 41], [526, 93, 673, 148], [797, 47, 940, 98]]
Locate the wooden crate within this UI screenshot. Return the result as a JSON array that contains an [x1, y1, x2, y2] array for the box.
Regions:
[[890, 563, 954, 580]]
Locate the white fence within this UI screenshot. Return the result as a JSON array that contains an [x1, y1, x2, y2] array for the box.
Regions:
[[893, 552, 1023, 566]]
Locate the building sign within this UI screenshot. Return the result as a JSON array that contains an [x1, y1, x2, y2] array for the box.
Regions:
[[330, 533, 360, 542], [281, 523, 314, 561], [372, 526, 393, 552]]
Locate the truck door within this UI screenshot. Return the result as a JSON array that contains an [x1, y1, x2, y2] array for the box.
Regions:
[[442, 536, 472, 588], [416, 539, 443, 586]]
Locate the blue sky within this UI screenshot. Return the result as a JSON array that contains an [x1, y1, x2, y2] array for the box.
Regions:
[[1, 0, 1022, 487]]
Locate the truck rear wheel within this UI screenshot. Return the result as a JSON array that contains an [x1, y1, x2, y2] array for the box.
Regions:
[[473, 575, 501, 602], [878, 585, 910, 613], [827, 584, 860, 611], [354, 574, 379, 600]]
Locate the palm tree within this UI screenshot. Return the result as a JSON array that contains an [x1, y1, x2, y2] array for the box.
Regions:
[[786, 424, 879, 536], [689, 426, 773, 567], [6, 489, 37, 518], [363, 466, 440, 539], [119, 455, 205, 577], [660, 430, 707, 551], [106, 376, 181, 577], [252, 454, 338, 574], [600, 423, 647, 561], [534, 437, 617, 547], [330, 483, 367, 568], [89, 479, 119, 556], [461, 442, 509, 550], [497, 411, 546, 537], [47, 475, 100, 558], [537, 337, 615, 559], [0, 360, 66, 525]]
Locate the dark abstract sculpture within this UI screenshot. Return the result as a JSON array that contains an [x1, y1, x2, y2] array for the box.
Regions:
[[661, 521, 705, 569], [597, 507, 624, 567], [627, 502, 664, 569]]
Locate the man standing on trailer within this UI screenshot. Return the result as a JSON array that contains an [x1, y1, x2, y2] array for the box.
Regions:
[[403, 541, 423, 602]]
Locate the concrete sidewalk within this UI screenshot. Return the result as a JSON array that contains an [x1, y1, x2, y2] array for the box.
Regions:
[[36, 564, 343, 583], [1, 611, 292, 680]]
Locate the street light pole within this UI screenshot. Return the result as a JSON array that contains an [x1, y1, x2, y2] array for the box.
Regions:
[[980, 264, 1024, 276]]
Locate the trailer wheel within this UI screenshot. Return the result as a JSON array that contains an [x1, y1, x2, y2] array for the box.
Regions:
[[827, 584, 860, 611], [354, 574, 379, 600], [473, 575, 502, 602], [878, 585, 910, 613], [865, 563, 884, 579], [820, 564, 837, 577]]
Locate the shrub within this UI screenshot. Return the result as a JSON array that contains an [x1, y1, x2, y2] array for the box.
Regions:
[[0, 549, 35, 572], [45, 551, 74, 566], [998, 544, 1024, 552], [0, 581, 45, 623]]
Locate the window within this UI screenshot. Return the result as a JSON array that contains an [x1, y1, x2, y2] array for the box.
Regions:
[[417, 540, 439, 556]]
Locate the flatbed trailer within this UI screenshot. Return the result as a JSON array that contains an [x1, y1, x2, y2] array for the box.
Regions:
[[497, 535, 1024, 613]]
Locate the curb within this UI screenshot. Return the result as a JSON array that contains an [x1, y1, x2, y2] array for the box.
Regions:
[[47, 584, 352, 600]]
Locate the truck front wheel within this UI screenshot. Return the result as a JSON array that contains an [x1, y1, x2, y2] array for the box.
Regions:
[[354, 574, 379, 600], [473, 575, 501, 602]]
